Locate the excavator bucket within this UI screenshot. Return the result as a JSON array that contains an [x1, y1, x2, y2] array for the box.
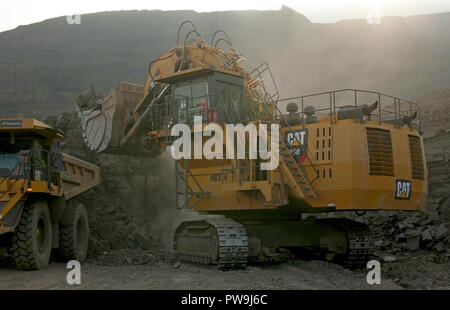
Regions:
[[76, 83, 162, 157]]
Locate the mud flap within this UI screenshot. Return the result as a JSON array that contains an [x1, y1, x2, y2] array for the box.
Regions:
[[1, 201, 25, 232]]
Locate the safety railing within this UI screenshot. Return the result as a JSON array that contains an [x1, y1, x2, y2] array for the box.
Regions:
[[245, 77, 320, 184], [277, 89, 421, 130]]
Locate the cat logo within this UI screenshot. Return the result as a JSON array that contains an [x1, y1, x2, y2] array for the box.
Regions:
[[285, 129, 309, 164], [395, 180, 412, 200]]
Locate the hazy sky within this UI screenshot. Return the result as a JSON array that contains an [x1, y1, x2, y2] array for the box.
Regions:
[[1, 0, 450, 33]]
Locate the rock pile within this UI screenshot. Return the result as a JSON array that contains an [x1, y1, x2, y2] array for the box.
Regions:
[[366, 91, 450, 259], [366, 130, 450, 259], [45, 112, 169, 264], [368, 212, 449, 254]]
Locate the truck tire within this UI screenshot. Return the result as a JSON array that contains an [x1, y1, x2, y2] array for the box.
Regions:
[[10, 200, 52, 270], [58, 202, 89, 262]]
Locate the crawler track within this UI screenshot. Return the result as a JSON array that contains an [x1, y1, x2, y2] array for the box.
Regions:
[[174, 218, 248, 269], [333, 219, 375, 268]]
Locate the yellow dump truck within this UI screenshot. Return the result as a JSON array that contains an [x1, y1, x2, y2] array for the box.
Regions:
[[0, 118, 100, 270]]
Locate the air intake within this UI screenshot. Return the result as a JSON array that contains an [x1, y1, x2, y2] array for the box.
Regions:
[[408, 135, 424, 180], [366, 128, 394, 176]]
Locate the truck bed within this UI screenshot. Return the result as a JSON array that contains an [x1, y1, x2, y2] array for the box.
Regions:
[[60, 153, 100, 200]]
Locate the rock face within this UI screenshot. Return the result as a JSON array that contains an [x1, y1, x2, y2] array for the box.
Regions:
[[424, 132, 450, 223], [2, 9, 450, 120], [416, 88, 450, 138]]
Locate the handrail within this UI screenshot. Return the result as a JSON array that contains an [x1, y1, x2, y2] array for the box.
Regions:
[[0, 149, 56, 185], [249, 62, 280, 103], [0, 157, 23, 187], [0, 153, 29, 201], [277, 88, 421, 130], [249, 88, 320, 183], [278, 88, 417, 106]]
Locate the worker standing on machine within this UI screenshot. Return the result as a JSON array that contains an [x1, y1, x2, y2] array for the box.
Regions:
[[304, 105, 319, 124], [285, 102, 302, 126]]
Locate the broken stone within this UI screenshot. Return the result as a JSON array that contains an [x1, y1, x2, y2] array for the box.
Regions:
[[104, 205, 116, 214], [406, 234, 421, 251], [133, 231, 151, 250], [383, 256, 397, 262], [421, 229, 433, 243], [433, 224, 449, 241], [398, 221, 414, 231], [406, 228, 421, 237], [396, 233, 406, 243], [96, 222, 115, 240], [433, 242, 446, 252], [439, 199, 450, 222], [96, 253, 125, 266], [405, 215, 420, 226], [382, 240, 393, 249], [419, 218, 434, 226]]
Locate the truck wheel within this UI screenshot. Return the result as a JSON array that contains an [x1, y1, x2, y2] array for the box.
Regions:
[[10, 200, 52, 270], [58, 202, 89, 262]]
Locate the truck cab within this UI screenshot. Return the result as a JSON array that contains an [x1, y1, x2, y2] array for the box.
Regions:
[[0, 119, 62, 186]]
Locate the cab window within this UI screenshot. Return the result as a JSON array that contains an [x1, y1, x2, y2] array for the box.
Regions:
[[175, 82, 208, 123]]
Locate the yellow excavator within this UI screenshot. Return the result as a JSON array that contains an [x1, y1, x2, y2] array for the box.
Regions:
[[77, 21, 427, 268]]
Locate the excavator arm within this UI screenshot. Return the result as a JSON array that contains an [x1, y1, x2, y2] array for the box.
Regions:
[[76, 21, 250, 157]]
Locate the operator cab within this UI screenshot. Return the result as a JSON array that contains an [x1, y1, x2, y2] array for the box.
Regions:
[[157, 67, 246, 126], [0, 119, 62, 182]]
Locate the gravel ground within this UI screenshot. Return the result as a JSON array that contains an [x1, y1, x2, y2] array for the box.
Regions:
[[2, 249, 449, 290], [0, 259, 400, 290]]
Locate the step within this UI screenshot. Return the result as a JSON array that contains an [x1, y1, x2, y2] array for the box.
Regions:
[[299, 187, 312, 191], [285, 164, 297, 169]]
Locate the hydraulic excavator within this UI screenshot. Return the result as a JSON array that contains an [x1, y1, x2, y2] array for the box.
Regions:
[[77, 21, 427, 268]]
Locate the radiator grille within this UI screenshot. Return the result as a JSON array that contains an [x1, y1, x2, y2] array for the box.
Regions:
[[366, 128, 394, 176], [408, 135, 424, 179]]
